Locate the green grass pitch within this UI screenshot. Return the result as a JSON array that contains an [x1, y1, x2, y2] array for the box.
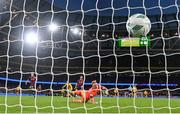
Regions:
[[0, 96, 180, 113]]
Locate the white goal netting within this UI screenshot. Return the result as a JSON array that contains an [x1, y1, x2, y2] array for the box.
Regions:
[[0, 0, 180, 113]]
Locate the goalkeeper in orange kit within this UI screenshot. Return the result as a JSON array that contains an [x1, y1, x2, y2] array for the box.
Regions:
[[72, 88, 100, 104], [71, 82, 101, 104]]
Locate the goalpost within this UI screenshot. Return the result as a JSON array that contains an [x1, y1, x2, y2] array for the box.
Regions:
[[0, 0, 180, 113]]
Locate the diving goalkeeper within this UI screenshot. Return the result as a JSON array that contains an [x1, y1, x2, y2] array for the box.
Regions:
[[71, 82, 101, 104]]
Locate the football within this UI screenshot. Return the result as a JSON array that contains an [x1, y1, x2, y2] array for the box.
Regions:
[[126, 13, 151, 37]]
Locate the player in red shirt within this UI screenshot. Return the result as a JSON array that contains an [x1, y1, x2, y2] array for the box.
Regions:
[[26, 72, 37, 89], [75, 75, 84, 90], [26, 72, 37, 97]]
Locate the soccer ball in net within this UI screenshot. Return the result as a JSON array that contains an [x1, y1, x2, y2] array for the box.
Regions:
[[126, 13, 151, 37]]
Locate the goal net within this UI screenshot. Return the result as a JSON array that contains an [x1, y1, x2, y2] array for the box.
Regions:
[[0, 0, 180, 113]]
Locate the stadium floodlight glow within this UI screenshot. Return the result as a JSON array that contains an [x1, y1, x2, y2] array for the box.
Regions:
[[25, 31, 39, 44], [49, 23, 58, 32], [71, 28, 81, 35]]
